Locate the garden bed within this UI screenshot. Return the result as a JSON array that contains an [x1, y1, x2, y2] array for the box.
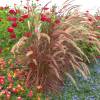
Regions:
[[0, 0, 100, 99]]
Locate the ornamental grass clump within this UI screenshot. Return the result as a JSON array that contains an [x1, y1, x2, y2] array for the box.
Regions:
[[61, 11, 100, 62], [11, 30, 90, 93], [10, 0, 100, 94]]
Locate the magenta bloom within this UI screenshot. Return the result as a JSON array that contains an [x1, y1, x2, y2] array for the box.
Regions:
[[41, 14, 51, 22], [0, 76, 5, 84], [12, 22, 17, 27], [9, 9, 16, 14], [7, 16, 17, 21], [8, 27, 14, 33]]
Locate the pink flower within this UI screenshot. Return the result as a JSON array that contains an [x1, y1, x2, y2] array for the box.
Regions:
[[28, 90, 33, 97], [17, 96, 23, 100], [6, 94, 11, 100], [1, 90, 6, 94], [34, 29, 39, 33], [0, 76, 5, 84]]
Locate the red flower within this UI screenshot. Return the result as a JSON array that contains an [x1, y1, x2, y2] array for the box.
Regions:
[[22, 14, 29, 19], [55, 19, 60, 24], [0, 47, 2, 54], [24, 32, 32, 38], [0, 76, 5, 84], [8, 27, 14, 33], [9, 9, 16, 14], [10, 33, 16, 39], [41, 14, 51, 22], [41, 14, 47, 21], [12, 22, 17, 27], [95, 16, 100, 20], [7, 16, 17, 21], [19, 18, 24, 22], [28, 90, 33, 97]]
